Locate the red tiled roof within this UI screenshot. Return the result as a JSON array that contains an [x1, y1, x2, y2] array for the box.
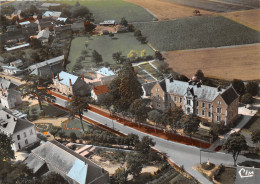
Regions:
[[93, 85, 109, 96]]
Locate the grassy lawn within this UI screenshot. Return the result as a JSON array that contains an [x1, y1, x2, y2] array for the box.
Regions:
[[59, 0, 156, 23], [67, 33, 154, 73], [216, 167, 236, 184], [139, 62, 163, 80], [134, 15, 260, 51], [61, 118, 91, 137], [242, 110, 260, 134]]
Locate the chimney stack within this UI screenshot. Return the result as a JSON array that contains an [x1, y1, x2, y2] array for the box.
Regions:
[[57, 73, 60, 81], [81, 74, 84, 81], [217, 86, 221, 92], [69, 79, 72, 86], [52, 72, 54, 79]]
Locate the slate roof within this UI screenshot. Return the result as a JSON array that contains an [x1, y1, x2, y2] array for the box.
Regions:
[[221, 86, 239, 105], [159, 79, 166, 92], [55, 71, 78, 87], [71, 22, 85, 31], [0, 77, 17, 89], [97, 67, 115, 76], [37, 30, 50, 39], [142, 81, 156, 96], [43, 11, 61, 18], [165, 79, 223, 102], [25, 140, 109, 184], [92, 85, 109, 96], [2, 66, 22, 72]]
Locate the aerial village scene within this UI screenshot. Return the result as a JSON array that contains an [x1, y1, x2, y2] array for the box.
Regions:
[[0, 0, 259, 184]]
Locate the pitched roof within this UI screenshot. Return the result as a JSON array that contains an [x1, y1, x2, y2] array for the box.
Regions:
[[221, 86, 239, 105], [92, 85, 109, 96], [25, 140, 108, 184], [71, 22, 85, 31], [10, 59, 23, 65], [55, 71, 78, 87], [165, 79, 224, 102], [37, 30, 50, 39], [2, 66, 23, 72], [142, 81, 156, 96], [159, 79, 166, 92], [0, 78, 17, 89], [97, 67, 115, 76]]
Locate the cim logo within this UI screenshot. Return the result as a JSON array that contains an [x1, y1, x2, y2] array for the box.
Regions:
[[239, 168, 254, 178]]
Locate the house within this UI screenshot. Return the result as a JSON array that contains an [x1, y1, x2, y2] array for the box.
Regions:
[[11, 10, 22, 19], [151, 77, 239, 125], [10, 59, 23, 68], [35, 18, 54, 31], [99, 20, 116, 26], [28, 55, 64, 79], [37, 30, 50, 44], [0, 108, 37, 151], [53, 71, 90, 97], [24, 140, 109, 184], [142, 81, 157, 98], [54, 25, 71, 35], [43, 11, 62, 19], [71, 22, 85, 33], [2, 66, 23, 76], [91, 85, 109, 102], [0, 77, 22, 109]]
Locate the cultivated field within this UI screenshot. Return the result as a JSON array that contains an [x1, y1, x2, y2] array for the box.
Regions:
[[134, 15, 260, 52], [124, 0, 213, 20], [222, 9, 260, 31], [67, 33, 154, 73], [60, 0, 156, 23], [163, 44, 260, 81]]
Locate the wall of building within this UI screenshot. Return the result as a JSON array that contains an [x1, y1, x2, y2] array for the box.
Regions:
[[151, 83, 166, 111]]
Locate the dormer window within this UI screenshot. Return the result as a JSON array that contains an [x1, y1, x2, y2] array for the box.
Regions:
[[218, 101, 221, 105], [6, 114, 10, 119]]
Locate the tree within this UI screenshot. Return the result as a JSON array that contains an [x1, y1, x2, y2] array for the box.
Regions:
[[31, 52, 41, 63], [30, 38, 42, 49], [181, 114, 200, 136], [71, 5, 91, 19], [140, 49, 147, 57], [0, 133, 14, 163], [193, 9, 201, 16], [98, 93, 114, 110], [241, 93, 254, 104], [134, 30, 142, 37], [42, 172, 68, 184], [113, 167, 128, 184], [58, 131, 65, 141], [112, 51, 122, 64], [92, 50, 103, 66], [135, 136, 155, 154], [232, 79, 245, 97], [67, 95, 90, 133], [129, 98, 147, 125], [195, 69, 204, 80], [154, 51, 163, 60], [19, 74, 54, 110], [70, 132, 77, 143], [50, 126, 61, 139], [126, 152, 143, 178], [246, 81, 259, 96], [223, 132, 248, 166], [127, 50, 138, 59], [120, 17, 128, 26], [163, 106, 184, 132], [251, 129, 260, 145], [148, 110, 162, 127], [124, 133, 140, 148]]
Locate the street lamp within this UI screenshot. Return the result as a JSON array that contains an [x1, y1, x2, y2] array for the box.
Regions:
[[200, 148, 214, 165]]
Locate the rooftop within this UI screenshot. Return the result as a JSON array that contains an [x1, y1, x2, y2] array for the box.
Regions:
[[97, 67, 115, 76], [92, 85, 109, 96], [37, 30, 50, 39], [55, 71, 78, 87], [28, 55, 64, 72]]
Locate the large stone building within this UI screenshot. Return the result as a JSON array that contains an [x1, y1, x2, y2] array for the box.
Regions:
[[151, 78, 239, 125], [0, 108, 37, 151], [53, 71, 90, 96]]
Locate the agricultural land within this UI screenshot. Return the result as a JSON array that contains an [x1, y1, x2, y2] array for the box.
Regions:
[[134, 15, 260, 52], [67, 33, 154, 73], [222, 9, 260, 31], [163, 43, 260, 81], [59, 0, 156, 23], [124, 0, 213, 20]]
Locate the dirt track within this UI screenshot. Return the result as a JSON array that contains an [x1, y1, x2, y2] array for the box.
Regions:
[[164, 44, 260, 81]]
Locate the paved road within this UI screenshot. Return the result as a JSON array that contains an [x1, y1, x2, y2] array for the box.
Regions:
[[55, 97, 257, 184]]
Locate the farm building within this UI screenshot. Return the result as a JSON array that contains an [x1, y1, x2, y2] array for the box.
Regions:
[[100, 20, 116, 26]]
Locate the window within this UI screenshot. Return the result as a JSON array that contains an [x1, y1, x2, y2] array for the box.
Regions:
[[25, 139, 28, 145], [174, 96, 177, 102], [187, 107, 190, 114], [202, 110, 205, 116], [196, 101, 199, 106], [179, 97, 182, 103], [30, 129, 33, 135], [218, 101, 221, 105], [23, 132, 27, 138], [187, 99, 191, 105], [208, 112, 211, 117], [6, 114, 10, 119], [156, 88, 159, 92], [17, 134, 20, 140], [217, 116, 221, 122], [196, 109, 199, 115], [208, 104, 211, 109], [169, 103, 172, 108], [202, 102, 205, 108], [217, 107, 221, 113], [157, 95, 160, 101], [18, 143, 21, 150]]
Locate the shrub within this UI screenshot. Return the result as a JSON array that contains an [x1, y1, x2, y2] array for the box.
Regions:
[[201, 162, 215, 170]]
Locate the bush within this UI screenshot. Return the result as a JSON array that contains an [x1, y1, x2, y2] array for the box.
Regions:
[[241, 93, 254, 104], [214, 164, 225, 181], [201, 162, 215, 170]]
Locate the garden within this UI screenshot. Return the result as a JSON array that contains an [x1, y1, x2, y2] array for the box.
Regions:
[[133, 15, 260, 51], [59, 0, 156, 23], [67, 33, 154, 73]]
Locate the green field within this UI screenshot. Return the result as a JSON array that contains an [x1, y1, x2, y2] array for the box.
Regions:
[[67, 33, 154, 72], [134, 15, 260, 51], [59, 0, 156, 23]]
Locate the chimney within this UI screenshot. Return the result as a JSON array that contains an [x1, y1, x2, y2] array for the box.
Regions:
[[188, 80, 192, 85], [217, 86, 221, 92], [197, 82, 201, 88], [81, 74, 84, 80], [52, 72, 54, 79], [57, 73, 60, 81], [69, 79, 72, 86]]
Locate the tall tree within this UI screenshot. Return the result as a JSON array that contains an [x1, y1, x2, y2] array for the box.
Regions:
[[241, 93, 254, 104], [223, 132, 248, 166], [126, 152, 143, 179], [251, 129, 260, 145], [92, 50, 103, 66], [19, 74, 54, 110], [181, 114, 200, 136], [112, 51, 122, 64], [129, 98, 147, 125], [0, 133, 14, 163], [113, 167, 128, 184], [195, 69, 204, 80], [148, 110, 162, 127], [163, 106, 184, 132], [120, 17, 128, 26], [232, 79, 245, 97], [135, 136, 155, 154], [246, 81, 259, 96], [67, 95, 89, 132], [124, 133, 140, 148]]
